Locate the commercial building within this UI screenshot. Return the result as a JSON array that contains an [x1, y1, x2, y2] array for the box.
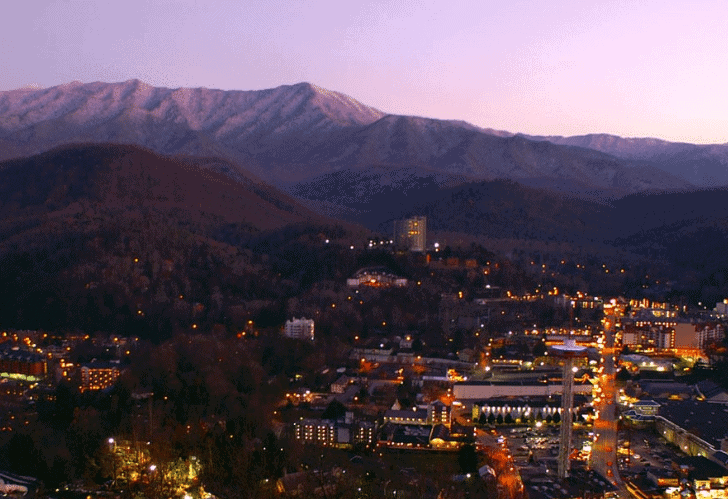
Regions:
[[79, 360, 121, 392], [294, 419, 337, 446], [471, 395, 588, 424], [346, 267, 407, 288], [697, 323, 725, 351], [0, 346, 47, 381], [428, 400, 451, 425], [453, 380, 592, 401], [621, 324, 675, 350], [382, 408, 429, 425], [656, 399, 728, 468], [292, 418, 376, 447]]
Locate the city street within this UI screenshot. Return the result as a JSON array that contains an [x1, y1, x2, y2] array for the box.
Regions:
[[591, 308, 623, 490], [475, 428, 526, 499]]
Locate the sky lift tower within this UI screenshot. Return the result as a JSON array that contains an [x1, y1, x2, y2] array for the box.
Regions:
[[552, 332, 587, 480]]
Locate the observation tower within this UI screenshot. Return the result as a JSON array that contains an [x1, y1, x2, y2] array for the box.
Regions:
[[552, 337, 587, 480]]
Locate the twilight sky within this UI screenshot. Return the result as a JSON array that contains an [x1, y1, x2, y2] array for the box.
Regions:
[[3, 0, 727, 144]]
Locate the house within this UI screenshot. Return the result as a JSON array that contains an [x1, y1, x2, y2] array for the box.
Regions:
[[645, 467, 679, 489]]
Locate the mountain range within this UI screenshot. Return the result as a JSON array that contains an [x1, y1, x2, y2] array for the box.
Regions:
[[2, 80, 728, 308], [4, 79, 723, 195]]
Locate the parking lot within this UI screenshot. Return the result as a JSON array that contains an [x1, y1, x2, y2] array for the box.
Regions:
[[616, 427, 678, 477], [497, 422, 683, 481], [496, 424, 592, 477]]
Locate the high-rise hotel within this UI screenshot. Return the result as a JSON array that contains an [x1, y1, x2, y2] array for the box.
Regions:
[[393, 216, 426, 252]]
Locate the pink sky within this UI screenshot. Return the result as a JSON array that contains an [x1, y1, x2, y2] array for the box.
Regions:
[[3, 0, 727, 144]]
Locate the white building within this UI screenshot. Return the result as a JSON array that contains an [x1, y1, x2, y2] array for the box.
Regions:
[[453, 381, 592, 401], [284, 317, 315, 341], [697, 324, 725, 351], [714, 299, 728, 316], [621, 326, 674, 350]]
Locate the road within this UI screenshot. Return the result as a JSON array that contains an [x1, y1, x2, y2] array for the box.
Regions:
[[590, 306, 631, 497], [475, 428, 526, 499]]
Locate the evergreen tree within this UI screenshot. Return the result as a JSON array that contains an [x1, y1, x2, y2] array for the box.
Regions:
[[457, 444, 479, 474]]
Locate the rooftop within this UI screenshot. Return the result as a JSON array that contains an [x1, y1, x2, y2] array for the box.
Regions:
[[673, 455, 728, 480], [658, 399, 728, 448]]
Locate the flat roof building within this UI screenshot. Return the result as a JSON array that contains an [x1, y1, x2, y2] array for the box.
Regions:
[[284, 317, 315, 341]]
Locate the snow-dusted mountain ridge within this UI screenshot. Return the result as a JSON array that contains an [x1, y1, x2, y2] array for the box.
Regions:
[[0, 80, 384, 137], [520, 133, 728, 186], [0, 80, 708, 192]]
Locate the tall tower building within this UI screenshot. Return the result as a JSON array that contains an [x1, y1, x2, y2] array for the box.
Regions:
[[393, 216, 426, 252], [552, 338, 587, 480]]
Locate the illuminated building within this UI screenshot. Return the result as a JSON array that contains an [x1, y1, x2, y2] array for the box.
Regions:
[[382, 408, 428, 425], [621, 324, 675, 350], [354, 421, 375, 446], [470, 395, 590, 424], [697, 323, 725, 351], [292, 418, 374, 447], [393, 216, 426, 252], [80, 360, 121, 392], [657, 400, 728, 467], [346, 267, 408, 288], [695, 380, 728, 404], [0, 346, 47, 381], [294, 419, 336, 445], [427, 401, 451, 425]]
